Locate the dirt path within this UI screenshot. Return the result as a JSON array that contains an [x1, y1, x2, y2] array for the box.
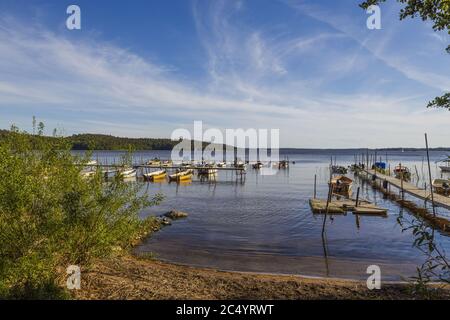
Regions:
[[73, 255, 450, 300]]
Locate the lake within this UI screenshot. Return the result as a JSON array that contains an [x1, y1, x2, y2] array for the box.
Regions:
[[85, 150, 450, 281]]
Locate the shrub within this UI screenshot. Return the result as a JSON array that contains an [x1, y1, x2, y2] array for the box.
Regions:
[[0, 128, 162, 298]]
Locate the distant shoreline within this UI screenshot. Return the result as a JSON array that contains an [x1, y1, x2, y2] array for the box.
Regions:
[[2, 129, 449, 152]]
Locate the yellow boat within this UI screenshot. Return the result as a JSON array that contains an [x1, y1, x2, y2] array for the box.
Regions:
[[143, 170, 167, 181], [161, 160, 173, 167], [169, 169, 193, 182], [147, 158, 161, 166]]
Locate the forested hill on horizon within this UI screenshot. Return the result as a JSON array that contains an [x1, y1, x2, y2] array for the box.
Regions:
[[0, 129, 177, 150], [0, 129, 449, 151], [69, 133, 178, 150]]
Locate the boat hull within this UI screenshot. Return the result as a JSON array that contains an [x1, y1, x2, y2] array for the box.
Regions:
[[104, 170, 118, 179], [81, 170, 96, 178], [433, 179, 450, 196], [144, 171, 167, 181], [119, 169, 137, 179], [169, 173, 193, 182], [198, 168, 218, 175], [169, 169, 193, 182]]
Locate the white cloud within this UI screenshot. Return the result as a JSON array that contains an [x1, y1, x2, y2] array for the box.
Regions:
[[0, 3, 449, 148]]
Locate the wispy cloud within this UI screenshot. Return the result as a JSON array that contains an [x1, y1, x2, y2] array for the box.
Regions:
[[284, 0, 450, 92], [0, 1, 449, 148]]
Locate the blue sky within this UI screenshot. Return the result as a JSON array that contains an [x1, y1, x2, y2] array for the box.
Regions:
[[0, 0, 449, 147]]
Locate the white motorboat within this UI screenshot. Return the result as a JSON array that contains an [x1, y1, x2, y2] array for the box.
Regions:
[[119, 168, 137, 179], [432, 179, 450, 196], [103, 169, 118, 179], [437, 156, 450, 173], [80, 170, 96, 178]]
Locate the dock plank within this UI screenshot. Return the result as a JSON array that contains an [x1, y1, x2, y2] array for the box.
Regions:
[[309, 199, 387, 216], [363, 169, 450, 210]]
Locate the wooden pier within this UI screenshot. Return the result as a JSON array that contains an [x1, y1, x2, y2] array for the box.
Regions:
[[309, 198, 387, 216], [78, 163, 246, 172], [78, 162, 247, 182], [362, 169, 450, 211], [135, 165, 246, 172]]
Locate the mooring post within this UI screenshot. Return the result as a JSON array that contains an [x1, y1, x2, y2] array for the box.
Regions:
[[314, 174, 317, 199], [425, 133, 436, 217], [356, 187, 360, 207], [366, 148, 369, 172], [323, 160, 333, 236], [400, 162, 404, 201], [373, 149, 377, 172]]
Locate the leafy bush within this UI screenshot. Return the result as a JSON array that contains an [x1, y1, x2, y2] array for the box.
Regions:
[[0, 128, 162, 299]]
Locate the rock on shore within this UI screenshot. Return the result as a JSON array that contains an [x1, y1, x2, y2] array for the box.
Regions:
[[164, 210, 188, 220]]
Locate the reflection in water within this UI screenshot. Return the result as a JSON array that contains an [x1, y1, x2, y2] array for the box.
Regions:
[[83, 150, 450, 280], [321, 227, 330, 277], [397, 211, 450, 283]]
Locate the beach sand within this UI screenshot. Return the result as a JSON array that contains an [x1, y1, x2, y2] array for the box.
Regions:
[[73, 254, 450, 300]]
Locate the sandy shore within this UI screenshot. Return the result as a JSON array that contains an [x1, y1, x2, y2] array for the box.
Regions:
[[71, 217, 450, 300], [73, 254, 450, 300]]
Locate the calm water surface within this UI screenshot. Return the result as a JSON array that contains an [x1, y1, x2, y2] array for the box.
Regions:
[[87, 150, 450, 280]]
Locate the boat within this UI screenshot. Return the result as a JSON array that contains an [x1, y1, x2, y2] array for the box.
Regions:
[[329, 175, 353, 198], [161, 160, 173, 167], [181, 161, 192, 168], [437, 156, 450, 173], [235, 161, 247, 170], [278, 160, 289, 169], [80, 169, 96, 178], [331, 165, 348, 174], [252, 162, 263, 169], [393, 165, 411, 181], [199, 169, 218, 175], [439, 166, 450, 173], [147, 158, 161, 166], [216, 162, 226, 168], [169, 169, 193, 182], [119, 168, 137, 179], [432, 179, 450, 196], [198, 165, 218, 175], [103, 168, 118, 179], [373, 162, 387, 174], [349, 163, 364, 172], [143, 170, 166, 181], [86, 160, 97, 166]]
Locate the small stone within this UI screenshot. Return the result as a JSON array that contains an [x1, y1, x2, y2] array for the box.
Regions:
[[160, 217, 172, 225], [164, 210, 188, 220]]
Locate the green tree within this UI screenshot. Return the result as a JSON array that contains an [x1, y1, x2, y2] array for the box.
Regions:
[[37, 121, 45, 136], [360, 0, 450, 110]]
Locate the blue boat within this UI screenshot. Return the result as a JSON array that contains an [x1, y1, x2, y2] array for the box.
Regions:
[[374, 162, 386, 170]]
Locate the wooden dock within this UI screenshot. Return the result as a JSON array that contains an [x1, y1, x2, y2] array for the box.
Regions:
[[309, 199, 388, 216], [362, 169, 450, 210], [78, 163, 246, 172]]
